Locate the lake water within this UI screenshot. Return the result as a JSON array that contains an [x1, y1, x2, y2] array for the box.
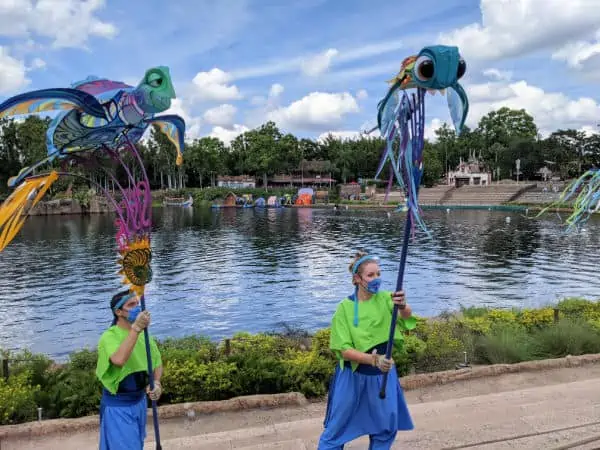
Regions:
[[1, 206, 599, 360]]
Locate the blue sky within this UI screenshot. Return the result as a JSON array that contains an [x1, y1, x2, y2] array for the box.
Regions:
[[0, 0, 599, 144]]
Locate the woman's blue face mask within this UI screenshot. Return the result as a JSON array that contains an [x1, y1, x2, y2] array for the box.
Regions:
[[364, 277, 382, 294], [125, 305, 141, 322]]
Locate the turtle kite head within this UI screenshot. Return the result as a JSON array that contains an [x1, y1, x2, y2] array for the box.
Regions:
[[388, 45, 469, 134], [134, 66, 176, 114]]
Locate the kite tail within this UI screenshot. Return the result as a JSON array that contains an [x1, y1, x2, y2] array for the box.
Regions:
[[536, 169, 600, 231], [0, 171, 60, 252], [400, 89, 429, 237]]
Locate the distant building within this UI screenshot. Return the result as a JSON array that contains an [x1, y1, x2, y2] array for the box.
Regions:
[[217, 175, 256, 188], [447, 153, 492, 187], [269, 159, 335, 188]]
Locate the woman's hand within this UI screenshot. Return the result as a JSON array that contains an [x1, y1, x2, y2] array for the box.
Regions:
[[132, 311, 151, 333], [392, 290, 412, 318], [146, 380, 162, 401], [371, 349, 394, 372], [392, 290, 407, 309]]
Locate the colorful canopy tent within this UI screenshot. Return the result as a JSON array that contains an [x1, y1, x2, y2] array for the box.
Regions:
[[295, 187, 314, 206], [254, 197, 266, 207]]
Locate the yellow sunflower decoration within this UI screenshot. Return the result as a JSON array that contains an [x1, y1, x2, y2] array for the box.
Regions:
[[117, 236, 152, 296]]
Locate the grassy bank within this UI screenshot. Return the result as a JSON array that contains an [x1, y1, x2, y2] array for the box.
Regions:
[[2, 297, 600, 425]]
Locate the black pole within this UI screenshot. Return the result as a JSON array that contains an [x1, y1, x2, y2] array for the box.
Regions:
[[379, 213, 412, 399]]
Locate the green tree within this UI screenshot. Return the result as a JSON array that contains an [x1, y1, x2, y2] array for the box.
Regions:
[[422, 143, 444, 187]]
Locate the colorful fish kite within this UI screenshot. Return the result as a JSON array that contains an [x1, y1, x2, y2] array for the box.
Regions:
[[0, 66, 186, 449], [366, 45, 469, 398], [367, 44, 469, 235]]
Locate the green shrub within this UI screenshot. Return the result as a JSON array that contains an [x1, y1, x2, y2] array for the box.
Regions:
[[161, 360, 238, 402], [556, 297, 599, 318], [474, 326, 533, 364], [393, 334, 427, 376], [528, 319, 600, 359], [51, 368, 102, 418], [159, 335, 218, 364], [311, 328, 335, 361], [283, 351, 334, 398]]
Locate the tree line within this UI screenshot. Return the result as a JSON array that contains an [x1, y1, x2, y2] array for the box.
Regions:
[[0, 106, 598, 193]]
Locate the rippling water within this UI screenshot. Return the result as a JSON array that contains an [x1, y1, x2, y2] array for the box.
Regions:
[[1, 206, 600, 359]]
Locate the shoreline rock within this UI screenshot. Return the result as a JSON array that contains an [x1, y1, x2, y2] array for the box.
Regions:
[[29, 196, 114, 216]]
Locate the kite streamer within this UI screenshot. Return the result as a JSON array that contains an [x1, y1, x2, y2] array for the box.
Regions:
[[536, 168, 600, 232]]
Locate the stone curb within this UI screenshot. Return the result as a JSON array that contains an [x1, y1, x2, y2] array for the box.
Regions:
[[400, 353, 600, 390], [0, 393, 307, 440], [2, 353, 600, 440]]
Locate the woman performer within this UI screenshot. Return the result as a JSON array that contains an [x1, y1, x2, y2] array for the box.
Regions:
[[96, 290, 163, 449], [318, 251, 416, 449]]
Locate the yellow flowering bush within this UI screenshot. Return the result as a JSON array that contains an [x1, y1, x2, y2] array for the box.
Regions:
[[487, 309, 518, 324], [461, 316, 492, 334], [518, 308, 555, 330], [0, 370, 40, 425]]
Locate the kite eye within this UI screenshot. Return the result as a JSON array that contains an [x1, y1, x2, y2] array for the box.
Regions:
[[147, 73, 163, 88], [457, 58, 466, 79], [414, 55, 434, 81]]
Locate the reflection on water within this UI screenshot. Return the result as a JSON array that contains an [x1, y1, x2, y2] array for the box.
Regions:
[[1, 206, 599, 359]]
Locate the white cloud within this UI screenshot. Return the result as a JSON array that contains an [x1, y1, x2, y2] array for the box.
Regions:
[[267, 92, 360, 130], [552, 29, 600, 78], [464, 79, 600, 136], [580, 124, 600, 136], [209, 124, 249, 146], [27, 57, 46, 71], [482, 68, 512, 81], [191, 68, 242, 102], [301, 48, 339, 76], [0, 46, 30, 94], [269, 83, 284, 98], [229, 38, 404, 80], [250, 95, 266, 106], [356, 89, 368, 100], [425, 118, 444, 142], [203, 104, 237, 127], [439, 0, 600, 61], [162, 98, 202, 141], [0, 0, 117, 49]]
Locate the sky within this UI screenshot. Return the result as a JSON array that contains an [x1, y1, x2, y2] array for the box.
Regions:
[[0, 0, 599, 146]]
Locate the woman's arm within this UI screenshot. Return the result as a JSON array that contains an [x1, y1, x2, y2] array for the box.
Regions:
[[341, 348, 376, 365], [153, 365, 163, 384], [109, 328, 141, 367], [109, 311, 151, 367]]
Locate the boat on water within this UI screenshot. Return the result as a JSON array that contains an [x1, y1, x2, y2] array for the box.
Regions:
[[163, 195, 194, 207]]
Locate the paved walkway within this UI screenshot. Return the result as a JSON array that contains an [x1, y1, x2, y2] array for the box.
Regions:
[[4, 364, 600, 449]]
